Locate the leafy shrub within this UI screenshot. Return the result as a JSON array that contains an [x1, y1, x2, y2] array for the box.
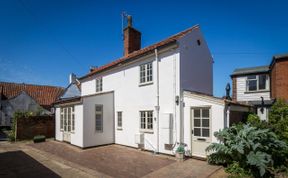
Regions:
[[33, 135, 46, 143], [176, 144, 185, 153], [225, 161, 251, 178], [269, 99, 288, 143], [206, 124, 288, 177], [9, 111, 36, 142]]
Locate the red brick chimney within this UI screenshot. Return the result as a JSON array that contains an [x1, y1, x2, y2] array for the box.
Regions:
[[123, 15, 141, 56]]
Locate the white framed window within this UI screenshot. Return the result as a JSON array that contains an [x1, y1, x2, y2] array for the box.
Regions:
[[60, 108, 64, 130], [72, 106, 75, 132], [117, 111, 122, 129], [140, 111, 153, 132], [96, 78, 102, 92], [246, 74, 269, 92], [139, 62, 153, 84], [95, 105, 103, 132], [193, 108, 210, 138], [60, 106, 75, 133]]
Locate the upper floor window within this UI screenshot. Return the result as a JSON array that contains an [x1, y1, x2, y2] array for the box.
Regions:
[[246, 74, 269, 92], [96, 78, 102, 92], [140, 62, 153, 84]]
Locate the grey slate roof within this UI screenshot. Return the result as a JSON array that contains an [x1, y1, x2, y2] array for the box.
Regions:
[[231, 65, 270, 77], [273, 53, 288, 59]]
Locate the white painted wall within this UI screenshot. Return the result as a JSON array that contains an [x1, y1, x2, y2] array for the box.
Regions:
[[70, 104, 84, 147], [179, 27, 213, 95], [235, 76, 270, 102], [55, 107, 63, 141], [77, 27, 213, 155], [55, 104, 83, 147], [183, 91, 225, 156], [82, 92, 114, 147], [81, 47, 181, 154]]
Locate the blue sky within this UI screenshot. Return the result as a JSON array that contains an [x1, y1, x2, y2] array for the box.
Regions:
[[0, 0, 287, 97]]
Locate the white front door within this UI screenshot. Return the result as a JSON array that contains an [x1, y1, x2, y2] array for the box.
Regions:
[[191, 107, 211, 158], [63, 107, 71, 142]]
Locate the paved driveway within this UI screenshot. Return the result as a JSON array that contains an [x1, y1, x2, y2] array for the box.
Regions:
[[30, 141, 175, 178]]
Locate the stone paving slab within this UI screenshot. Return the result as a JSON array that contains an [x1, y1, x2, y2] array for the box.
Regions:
[[29, 141, 175, 178], [1, 140, 222, 178], [143, 159, 221, 178], [0, 141, 107, 178]]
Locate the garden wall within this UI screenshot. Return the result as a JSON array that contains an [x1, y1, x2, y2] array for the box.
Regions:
[[16, 116, 55, 140]]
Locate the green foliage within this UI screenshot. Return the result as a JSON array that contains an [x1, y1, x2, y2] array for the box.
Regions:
[[206, 124, 288, 177], [269, 99, 288, 143], [9, 111, 38, 142], [225, 162, 251, 178], [247, 113, 270, 129], [33, 135, 46, 143], [176, 144, 185, 153]]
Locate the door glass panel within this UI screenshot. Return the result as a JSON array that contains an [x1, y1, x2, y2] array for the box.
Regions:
[[202, 128, 210, 137], [202, 109, 209, 118], [194, 128, 201, 136], [194, 119, 201, 127], [194, 109, 200, 117], [193, 108, 210, 138], [202, 119, 209, 127]]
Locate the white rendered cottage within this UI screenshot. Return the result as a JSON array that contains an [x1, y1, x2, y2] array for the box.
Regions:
[[54, 17, 251, 158]]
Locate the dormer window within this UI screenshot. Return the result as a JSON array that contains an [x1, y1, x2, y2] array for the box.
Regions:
[[246, 74, 269, 92], [96, 78, 102, 92]]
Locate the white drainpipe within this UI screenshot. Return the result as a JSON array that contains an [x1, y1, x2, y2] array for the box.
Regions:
[[155, 48, 160, 154]]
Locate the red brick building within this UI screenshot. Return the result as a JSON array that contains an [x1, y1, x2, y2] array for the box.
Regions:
[[231, 53, 288, 120]]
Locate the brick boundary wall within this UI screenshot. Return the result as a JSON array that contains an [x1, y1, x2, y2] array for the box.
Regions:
[[16, 116, 55, 140]]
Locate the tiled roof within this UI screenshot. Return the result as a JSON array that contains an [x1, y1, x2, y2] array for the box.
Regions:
[[0, 82, 64, 108], [80, 25, 199, 79], [231, 65, 270, 77]]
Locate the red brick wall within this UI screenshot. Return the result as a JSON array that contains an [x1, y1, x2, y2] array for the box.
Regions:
[[16, 116, 55, 140], [271, 59, 288, 100], [232, 77, 237, 101], [124, 27, 141, 56]]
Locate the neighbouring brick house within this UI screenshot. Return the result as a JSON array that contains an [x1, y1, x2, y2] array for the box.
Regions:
[[0, 82, 64, 126], [231, 53, 288, 120]]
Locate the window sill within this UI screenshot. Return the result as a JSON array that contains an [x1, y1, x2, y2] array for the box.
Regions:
[[139, 82, 153, 87], [244, 90, 270, 94], [117, 128, 123, 130], [140, 129, 154, 134]]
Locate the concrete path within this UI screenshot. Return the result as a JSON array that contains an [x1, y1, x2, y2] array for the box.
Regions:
[[0, 140, 222, 178]]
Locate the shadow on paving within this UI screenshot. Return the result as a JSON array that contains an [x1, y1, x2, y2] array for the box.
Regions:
[[30, 141, 175, 178], [0, 150, 60, 178]]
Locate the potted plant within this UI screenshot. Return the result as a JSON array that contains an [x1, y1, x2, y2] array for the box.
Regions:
[[175, 144, 185, 161]]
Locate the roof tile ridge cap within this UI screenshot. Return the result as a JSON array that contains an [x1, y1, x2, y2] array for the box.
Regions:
[[86, 24, 199, 77]]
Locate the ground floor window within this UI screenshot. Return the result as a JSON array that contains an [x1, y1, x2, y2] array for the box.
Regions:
[[117, 111, 122, 129], [95, 105, 103, 132], [60, 106, 75, 132], [193, 108, 210, 137], [140, 111, 153, 132]]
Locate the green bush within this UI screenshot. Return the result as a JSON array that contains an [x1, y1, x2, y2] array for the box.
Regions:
[[225, 161, 251, 178], [9, 111, 36, 142], [269, 99, 288, 143], [33, 135, 46, 143], [176, 144, 185, 153], [206, 124, 288, 177]]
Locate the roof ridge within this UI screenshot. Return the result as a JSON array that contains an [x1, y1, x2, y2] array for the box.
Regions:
[[80, 24, 200, 79], [0, 81, 64, 89], [234, 65, 269, 70]]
